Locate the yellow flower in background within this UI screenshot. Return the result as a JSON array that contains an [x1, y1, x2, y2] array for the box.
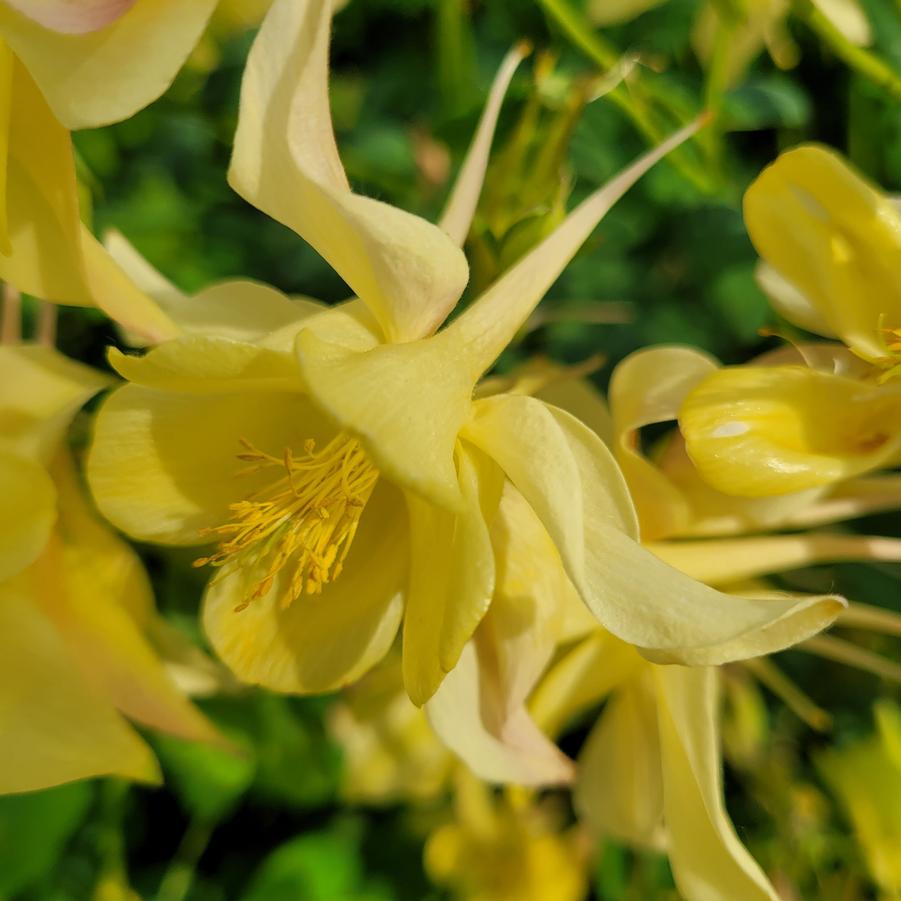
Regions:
[[88, 0, 841, 712], [681, 146, 901, 497], [817, 702, 901, 897], [425, 772, 588, 901], [0, 343, 219, 794]]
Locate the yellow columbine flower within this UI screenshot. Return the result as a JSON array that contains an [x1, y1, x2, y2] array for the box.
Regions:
[[817, 702, 901, 897], [680, 146, 901, 497], [0, 342, 219, 794], [425, 772, 588, 901], [88, 0, 840, 709]]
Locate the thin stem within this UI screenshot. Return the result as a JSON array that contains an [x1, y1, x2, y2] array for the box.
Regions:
[[800, 634, 901, 683], [743, 657, 832, 731], [37, 301, 57, 347], [156, 818, 216, 901], [794, 0, 901, 103], [839, 601, 901, 638], [0, 283, 20, 344]]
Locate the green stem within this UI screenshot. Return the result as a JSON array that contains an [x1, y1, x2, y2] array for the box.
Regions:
[[794, 0, 901, 103], [156, 818, 217, 901]]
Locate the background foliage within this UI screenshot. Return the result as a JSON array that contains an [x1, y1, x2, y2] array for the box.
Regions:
[[8, 0, 901, 897]]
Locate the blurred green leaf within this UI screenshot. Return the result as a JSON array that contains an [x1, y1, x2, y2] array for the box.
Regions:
[[0, 782, 92, 897]]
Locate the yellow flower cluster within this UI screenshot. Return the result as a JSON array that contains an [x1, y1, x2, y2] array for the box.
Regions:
[[2, 1, 901, 899]]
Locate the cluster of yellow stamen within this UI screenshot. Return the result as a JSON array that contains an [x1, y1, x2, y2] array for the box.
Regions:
[[195, 433, 379, 611]]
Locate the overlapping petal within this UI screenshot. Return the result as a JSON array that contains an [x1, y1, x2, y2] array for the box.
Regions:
[[0, 449, 55, 580], [229, 0, 469, 344], [204, 481, 406, 694]]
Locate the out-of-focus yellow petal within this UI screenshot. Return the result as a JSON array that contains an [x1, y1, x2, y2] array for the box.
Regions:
[[34, 454, 220, 745], [229, 0, 469, 343], [655, 666, 778, 900], [0, 585, 159, 793], [427, 486, 576, 785], [438, 43, 529, 245], [744, 146, 901, 364], [0, 450, 55, 581], [88, 386, 333, 544], [609, 346, 718, 540], [0, 345, 110, 462], [575, 673, 665, 848], [530, 630, 643, 739], [755, 262, 832, 337], [443, 119, 704, 380], [0, 0, 219, 128], [785, 475, 901, 529], [402, 445, 502, 706], [0, 39, 12, 253], [587, 0, 667, 25], [295, 329, 477, 510], [680, 365, 901, 496], [203, 481, 406, 693], [811, 0, 871, 44], [649, 533, 901, 585], [4, 0, 135, 33]]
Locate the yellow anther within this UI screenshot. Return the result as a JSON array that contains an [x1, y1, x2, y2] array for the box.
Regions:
[[196, 433, 378, 611]]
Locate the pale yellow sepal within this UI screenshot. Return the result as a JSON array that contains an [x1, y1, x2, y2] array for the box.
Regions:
[[296, 329, 477, 510], [203, 482, 406, 694], [575, 672, 666, 849], [680, 364, 901, 496], [438, 42, 530, 245], [402, 444, 502, 705], [654, 666, 778, 901], [744, 145, 901, 365], [229, 0, 469, 344], [0, 585, 159, 793], [0, 449, 55, 581], [426, 486, 576, 785], [0, 0, 219, 128]]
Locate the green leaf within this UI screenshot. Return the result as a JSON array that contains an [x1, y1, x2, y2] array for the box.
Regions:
[[0, 782, 92, 897]]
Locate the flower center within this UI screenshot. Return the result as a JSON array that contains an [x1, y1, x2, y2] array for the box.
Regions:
[[195, 433, 379, 611]]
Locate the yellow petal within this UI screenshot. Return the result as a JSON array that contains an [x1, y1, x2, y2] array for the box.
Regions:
[[442, 118, 705, 379], [295, 328, 476, 510], [108, 337, 301, 395], [438, 42, 529, 245], [530, 630, 643, 739], [654, 666, 778, 901], [4, 0, 135, 34], [467, 393, 844, 663], [0, 39, 13, 253], [787, 475, 901, 529], [680, 365, 901, 496], [574, 672, 666, 848], [35, 453, 220, 745], [203, 481, 406, 693], [0, 585, 159, 793], [426, 486, 576, 785], [811, 0, 871, 45], [104, 229, 323, 344], [228, 0, 469, 343], [744, 145, 901, 364], [0, 450, 55, 581], [0, 344, 110, 462], [0, 0, 219, 128], [402, 444, 502, 705], [649, 533, 901, 585], [88, 385, 333, 544], [587, 0, 668, 26], [535, 374, 614, 447], [755, 261, 832, 337], [609, 345, 718, 540]]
